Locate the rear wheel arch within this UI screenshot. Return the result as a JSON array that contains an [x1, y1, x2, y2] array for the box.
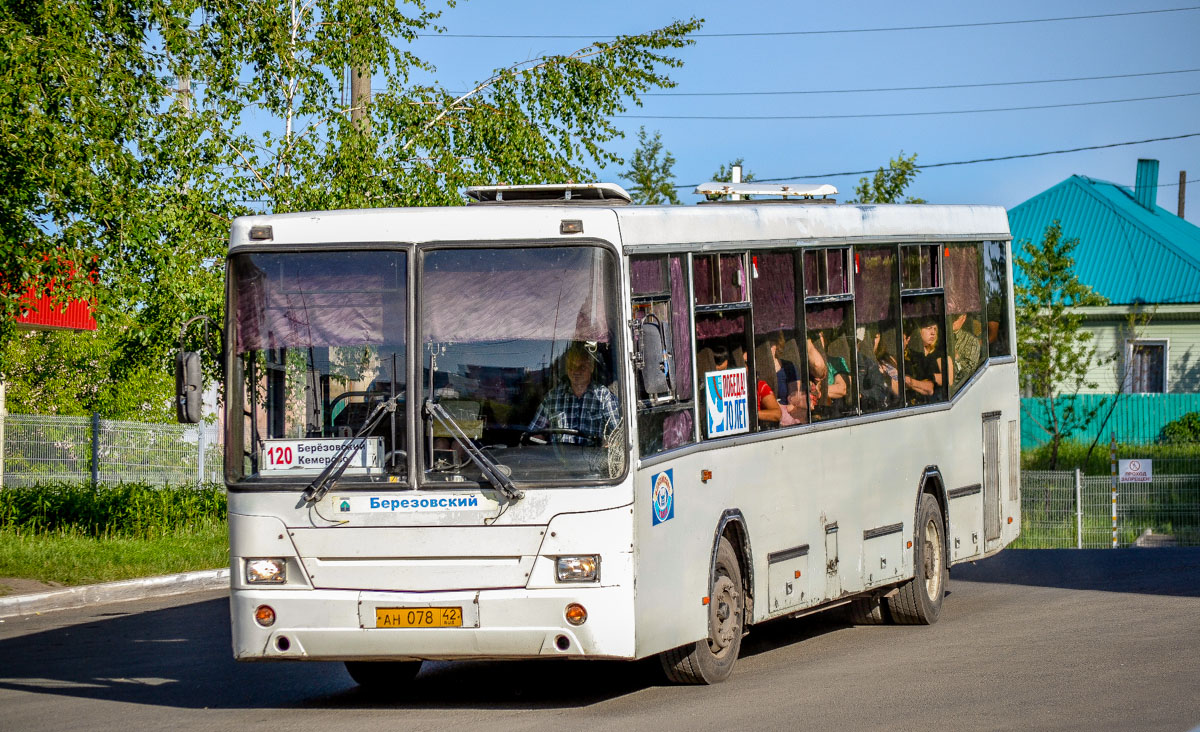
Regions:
[[711, 509, 754, 623], [917, 466, 950, 559]]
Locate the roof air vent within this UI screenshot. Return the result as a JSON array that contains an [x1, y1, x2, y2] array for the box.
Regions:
[[464, 183, 632, 205]]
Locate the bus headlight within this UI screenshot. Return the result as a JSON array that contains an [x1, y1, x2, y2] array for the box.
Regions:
[[555, 555, 600, 583], [246, 558, 287, 584]]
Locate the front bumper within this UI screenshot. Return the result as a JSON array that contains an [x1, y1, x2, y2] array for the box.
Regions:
[[231, 585, 635, 661]]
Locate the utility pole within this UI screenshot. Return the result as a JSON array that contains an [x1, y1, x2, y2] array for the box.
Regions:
[[178, 72, 191, 114], [351, 65, 371, 133], [1180, 170, 1187, 219]]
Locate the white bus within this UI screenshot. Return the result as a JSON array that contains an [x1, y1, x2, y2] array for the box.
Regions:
[[197, 181, 1020, 686]]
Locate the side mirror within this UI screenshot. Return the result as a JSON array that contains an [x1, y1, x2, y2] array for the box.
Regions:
[[637, 315, 672, 397], [175, 351, 204, 423]]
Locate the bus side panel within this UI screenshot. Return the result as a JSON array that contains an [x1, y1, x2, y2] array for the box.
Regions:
[[630, 363, 1021, 659]]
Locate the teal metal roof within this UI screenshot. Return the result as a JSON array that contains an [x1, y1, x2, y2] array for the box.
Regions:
[[1008, 173, 1200, 305]]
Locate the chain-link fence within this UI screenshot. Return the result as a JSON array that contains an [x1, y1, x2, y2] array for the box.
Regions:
[[1016, 467, 1200, 548], [0, 413, 221, 487]]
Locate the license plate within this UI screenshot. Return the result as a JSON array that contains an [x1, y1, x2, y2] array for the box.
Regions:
[[375, 607, 463, 628]]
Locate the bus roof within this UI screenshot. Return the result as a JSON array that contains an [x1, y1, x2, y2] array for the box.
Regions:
[[229, 199, 1010, 251]]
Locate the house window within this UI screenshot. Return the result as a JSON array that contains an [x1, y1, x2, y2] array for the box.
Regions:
[[1127, 340, 1167, 393]]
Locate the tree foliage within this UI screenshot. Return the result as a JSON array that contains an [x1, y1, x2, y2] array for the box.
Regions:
[[710, 157, 755, 184], [1, 329, 174, 420], [622, 127, 679, 204], [0, 0, 169, 343], [849, 151, 925, 204], [1016, 221, 1109, 467], [1, 0, 702, 417]]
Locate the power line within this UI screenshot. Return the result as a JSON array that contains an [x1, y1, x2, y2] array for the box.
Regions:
[[421, 6, 1200, 39], [643, 68, 1200, 97], [382, 67, 1200, 99], [675, 132, 1200, 187], [622, 91, 1200, 121]]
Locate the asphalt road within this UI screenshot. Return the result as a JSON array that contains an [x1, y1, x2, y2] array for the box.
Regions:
[[1, 549, 1198, 732]]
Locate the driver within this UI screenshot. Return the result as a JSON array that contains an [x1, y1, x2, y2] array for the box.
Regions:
[[528, 342, 620, 445]]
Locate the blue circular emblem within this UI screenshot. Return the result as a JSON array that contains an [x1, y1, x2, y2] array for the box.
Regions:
[[653, 472, 674, 523]]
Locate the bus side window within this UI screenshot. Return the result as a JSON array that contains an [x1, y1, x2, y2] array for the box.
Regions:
[[853, 246, 902, 414], [803, 247, 856, 422], [983, 240, 1012, 358], [751, 251, 805, 429], [900, 244, 948, 406], [632, 255, 695, 457], [695, 251, 755, 440], [945, 242, 985, 395]]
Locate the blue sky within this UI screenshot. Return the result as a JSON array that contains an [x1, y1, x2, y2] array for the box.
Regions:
[[405, 0, 1200, 224]]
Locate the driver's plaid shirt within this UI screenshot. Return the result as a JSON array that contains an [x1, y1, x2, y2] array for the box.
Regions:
[[529, 382, 620, 445]]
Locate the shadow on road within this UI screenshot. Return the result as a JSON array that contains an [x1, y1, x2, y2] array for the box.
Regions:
[[0, 597, 663, 710], [951, 547, 1200, 597], [5, 547, 1196, 711]]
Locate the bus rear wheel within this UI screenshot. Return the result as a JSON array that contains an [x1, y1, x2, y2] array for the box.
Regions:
[[344, 660, 422, 689], [659, 536, 744, 684], [888, 493, 946, 625], [846, 596, 890, 625]]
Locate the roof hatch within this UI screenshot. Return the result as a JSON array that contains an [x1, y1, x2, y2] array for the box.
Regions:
[[464, 183, 632, 205]]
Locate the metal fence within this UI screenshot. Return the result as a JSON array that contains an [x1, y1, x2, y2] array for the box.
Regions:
[[0, 413, 221, 487], [1017, 467, 1200, 548]]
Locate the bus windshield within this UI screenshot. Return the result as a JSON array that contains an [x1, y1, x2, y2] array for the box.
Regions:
[[419, 245, 625, 485], [232, 250, 408, 482]]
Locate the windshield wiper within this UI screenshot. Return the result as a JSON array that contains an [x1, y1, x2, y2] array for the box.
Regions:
[[302, 395, 400, 504], [424, 399, 523, 501]]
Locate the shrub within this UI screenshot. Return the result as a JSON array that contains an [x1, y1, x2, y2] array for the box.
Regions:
[[1160, 412, 1200, 444], [0, 482, 226, 539]]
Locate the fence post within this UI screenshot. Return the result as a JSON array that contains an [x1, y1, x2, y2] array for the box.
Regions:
[[0, 380, 6, 489], [1074, 467, 1083, 549], [91, 411, 100, 485], [1109, 433, 1118, 548], [197, 423, 207, 485]]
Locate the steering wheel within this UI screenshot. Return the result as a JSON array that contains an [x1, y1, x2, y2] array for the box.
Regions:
[[520, 428, 597, 446]]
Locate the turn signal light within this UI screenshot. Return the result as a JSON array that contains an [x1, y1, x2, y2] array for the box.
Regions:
[[254, 605, 276, 627], [565, 603, 588, 626]]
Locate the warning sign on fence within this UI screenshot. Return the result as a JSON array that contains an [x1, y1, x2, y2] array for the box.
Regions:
[[1118, 459, 1152, 483]]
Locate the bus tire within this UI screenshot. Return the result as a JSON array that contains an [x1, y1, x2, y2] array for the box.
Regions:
[[659, 536, 743, 684], [888, 493, 946, 625], [846, 596, 889, 625], [344, 660, 422, 689]]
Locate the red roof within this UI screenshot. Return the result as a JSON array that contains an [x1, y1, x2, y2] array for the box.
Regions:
[[15, 288, 97, 331]]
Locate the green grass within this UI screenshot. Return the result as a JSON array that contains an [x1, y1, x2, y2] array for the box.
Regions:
[[0, 524, 228, 590], [0, 482, 226, 538], [0, 482, 229, 592], [1022, 440, 1200, 473]]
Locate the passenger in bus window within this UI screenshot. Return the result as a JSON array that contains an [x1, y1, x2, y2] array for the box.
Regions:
[[857, 325, 896, 412], [808, 330, 850, 419], [766, 331, 807, 426], [950, 312, 982, 388], [904, 318, 946, 405], [756, 380, 781, 427], [528, 342, 620, 445]]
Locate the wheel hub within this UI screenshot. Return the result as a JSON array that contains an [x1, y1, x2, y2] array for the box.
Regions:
[[709, 575, 740, 651]]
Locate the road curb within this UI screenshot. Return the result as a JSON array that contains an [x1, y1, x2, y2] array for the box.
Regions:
[[0, 569, 230, 619]]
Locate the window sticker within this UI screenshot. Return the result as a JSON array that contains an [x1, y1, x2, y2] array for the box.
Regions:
[[704, 367, 749, 437], [651, 469, 675, 526]]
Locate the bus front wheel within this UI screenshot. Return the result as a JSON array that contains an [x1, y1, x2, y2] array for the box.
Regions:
[[888, 493, 946, 625], [344, 660, 422, 689], [659, 536, 744, 684]]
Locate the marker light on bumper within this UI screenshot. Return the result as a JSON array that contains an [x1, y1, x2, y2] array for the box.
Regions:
[[246, 558, 287, 584], [555, 555, 600, 583]]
